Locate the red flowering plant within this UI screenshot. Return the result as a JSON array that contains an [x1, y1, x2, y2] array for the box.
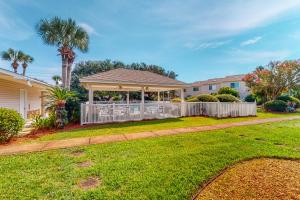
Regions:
[[243, 60, 300, 102]]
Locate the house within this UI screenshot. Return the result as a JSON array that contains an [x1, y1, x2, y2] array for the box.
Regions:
[[0, 68, 51, 120], [185, 74, 250, 99]]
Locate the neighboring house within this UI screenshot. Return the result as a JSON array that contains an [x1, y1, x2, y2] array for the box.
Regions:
[[0, 68, 51, 120], [185, 74, 250, 99]]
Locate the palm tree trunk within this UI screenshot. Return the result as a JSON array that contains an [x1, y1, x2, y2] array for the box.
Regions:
[[62, 56, 68, 88], [66, 64, 71, 90], [22, 64, 27, 76]]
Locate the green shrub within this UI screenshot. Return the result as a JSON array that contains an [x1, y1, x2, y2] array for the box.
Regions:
[[186, 97, 198, 102], [244, 94, 256, 102], [32, 113, 56, 130], [170, 98, 182, 103], [0, 108, 24, 142], [196, 94, 219, 102], [218, 87, 239, 97], [276, 95, 300, 107], [215, 94, 240, 102], [264, 100, 287, 112]]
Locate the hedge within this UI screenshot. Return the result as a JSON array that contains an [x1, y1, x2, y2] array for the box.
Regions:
[[218, 87, 239, 97], [0, 108, 24, 142], [264, 100, 288, 112], [215, 94, 240, 102]]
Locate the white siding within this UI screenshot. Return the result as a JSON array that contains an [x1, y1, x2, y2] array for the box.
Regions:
[[0, 78, 43, 117]]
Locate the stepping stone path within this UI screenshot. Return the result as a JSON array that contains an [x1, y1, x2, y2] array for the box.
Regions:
[[71, 149, 85, 157], [77, 161, 93, 168], [78, 177, 100, 190]]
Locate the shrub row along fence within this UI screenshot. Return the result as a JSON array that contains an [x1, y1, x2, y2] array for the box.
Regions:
[[81, 102, 257, 125]]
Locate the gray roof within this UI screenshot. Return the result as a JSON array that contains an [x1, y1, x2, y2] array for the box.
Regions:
[[80, 68, 186, 86]]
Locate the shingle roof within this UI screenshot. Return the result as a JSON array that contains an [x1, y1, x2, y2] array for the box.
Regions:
[[191, 74, 245, 86], [80, 68, 186, 86]]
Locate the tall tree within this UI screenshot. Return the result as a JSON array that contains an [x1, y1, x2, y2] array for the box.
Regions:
[[52, 75, 62, 86], [36, 17, 89, 90], [19, 52, 34, 76], [1, 48, 22, 73], [243, 60, 300, 101]]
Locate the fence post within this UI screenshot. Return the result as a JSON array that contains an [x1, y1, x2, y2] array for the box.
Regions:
[[217, 102, 220, 118], [112, 103, 115, 121], [80, 103, 83, 125]]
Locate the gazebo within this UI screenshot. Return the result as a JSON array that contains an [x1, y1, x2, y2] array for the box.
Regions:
[[79, 68, 187, 124]]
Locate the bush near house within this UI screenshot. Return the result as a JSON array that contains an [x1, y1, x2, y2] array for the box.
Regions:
[[170, 98, 182, 103], [32, 113, 56, 130], [264, 100, 288, 112], [218, 87, 239, 97], [186, 96, 199, 102], [276, 95, 300, 108], [216, 94, 240, 102], [0, 108, 24, 143], [195, 94, 219, 102], [244, 94, 256, 102]]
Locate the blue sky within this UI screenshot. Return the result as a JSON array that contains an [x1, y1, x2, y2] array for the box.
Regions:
[[1, 0, 300, 84]]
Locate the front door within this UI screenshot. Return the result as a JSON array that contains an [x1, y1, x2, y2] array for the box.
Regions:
[[19, 89, 27, 119]]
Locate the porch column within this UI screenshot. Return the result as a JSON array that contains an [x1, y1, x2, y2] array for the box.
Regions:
[[180, 88, 186, 117], [88, 86, 94, 104], [127, 91, 130, 104], [157, 91, 160, 102], [141, 87, 145, 119], [88, 86, 94, 123]]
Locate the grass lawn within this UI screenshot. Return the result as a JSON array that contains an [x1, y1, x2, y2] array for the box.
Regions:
[[1, 119, 300, 199], [36, 111, 299, 142]]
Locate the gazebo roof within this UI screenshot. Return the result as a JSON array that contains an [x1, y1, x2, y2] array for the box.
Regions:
[[80, 68, 186, 86]]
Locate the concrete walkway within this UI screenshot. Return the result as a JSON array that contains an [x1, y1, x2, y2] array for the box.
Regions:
[[1, 116, 299, 156]]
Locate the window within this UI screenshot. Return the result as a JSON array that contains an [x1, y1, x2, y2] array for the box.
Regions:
[[230, 82, 240, 89], [209, 84, 217, 91], [193, 87, 199, 91]]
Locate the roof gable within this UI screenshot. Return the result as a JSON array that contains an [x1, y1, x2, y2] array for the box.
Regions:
[[80, 68, 186, 86]]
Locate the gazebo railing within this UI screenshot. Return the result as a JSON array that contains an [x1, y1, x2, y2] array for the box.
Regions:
[[81, 102, 181, 125], [81, 102, 256, 125]]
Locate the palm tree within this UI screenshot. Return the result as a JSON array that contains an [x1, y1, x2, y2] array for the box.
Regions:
[[36, 17, 89, 90], [46, 87, 74, 128], [1, 48, 22, 73], [19, 52, 34, 76], [52, 75, 62, 86]]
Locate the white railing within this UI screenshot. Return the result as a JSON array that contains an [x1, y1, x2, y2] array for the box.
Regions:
[[185, 102, 256, 118], [81, 102, 256, 125], [81, 102, 181, 125]]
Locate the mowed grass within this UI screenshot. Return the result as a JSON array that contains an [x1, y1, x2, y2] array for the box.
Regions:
[[1, 120, 300, 199], [36, 111, 299, 141]]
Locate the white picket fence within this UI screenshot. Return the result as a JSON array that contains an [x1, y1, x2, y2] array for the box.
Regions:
[[81, 102, 256, 125]]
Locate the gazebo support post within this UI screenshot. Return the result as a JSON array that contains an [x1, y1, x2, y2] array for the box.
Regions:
[[158, 91, 160, 102], [127, 91, 130, 104], [88, 86, 94, 122], [141, 87, 145, 119], [180, 88, 185, 117]]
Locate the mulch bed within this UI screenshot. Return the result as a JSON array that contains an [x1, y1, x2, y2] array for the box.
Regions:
[[196, 158, 300, 200]]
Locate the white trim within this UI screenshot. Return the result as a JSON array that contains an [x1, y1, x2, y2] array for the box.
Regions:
[[19, 89, 27, 119]]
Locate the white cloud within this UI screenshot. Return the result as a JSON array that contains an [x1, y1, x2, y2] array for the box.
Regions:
[[223, 49, 291, 64], [79, 22, 99, 36], [241, 36, 262, 46], [0, 2, 33, 41], [151, 0, 300, 40], [184, 40, 231, 50]]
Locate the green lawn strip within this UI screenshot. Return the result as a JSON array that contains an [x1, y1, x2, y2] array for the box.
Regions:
[[1, 120, 300, 199], [36, 111, 300, 142]]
